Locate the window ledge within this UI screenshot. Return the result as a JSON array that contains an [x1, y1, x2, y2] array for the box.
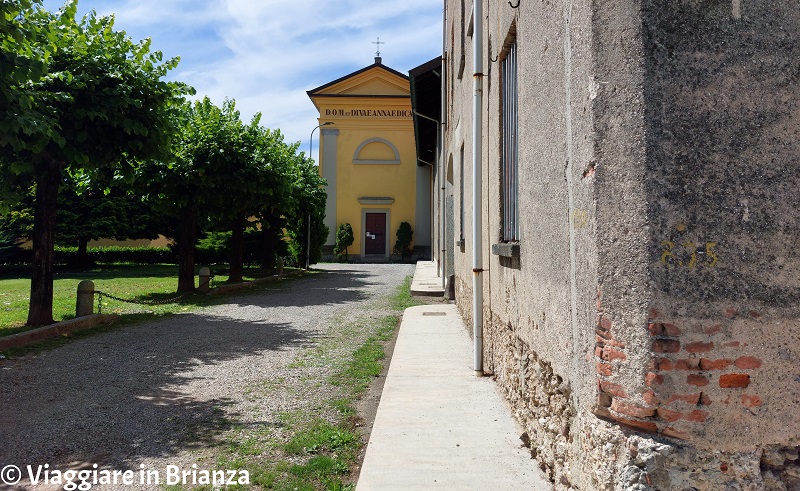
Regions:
[[353, 159, 400, 165], [358, 197, 395, 205], [492, 242, 520, 258]]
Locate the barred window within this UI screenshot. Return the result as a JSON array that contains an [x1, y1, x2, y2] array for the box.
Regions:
[[501, 41, 519, 242]]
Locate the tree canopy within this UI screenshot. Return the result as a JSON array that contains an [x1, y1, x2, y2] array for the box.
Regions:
[[1, 1, 329, 324], [0, 1, 192, 325]]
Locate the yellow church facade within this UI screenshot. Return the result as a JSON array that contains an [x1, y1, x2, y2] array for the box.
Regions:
[[308, 58, 431, 259]]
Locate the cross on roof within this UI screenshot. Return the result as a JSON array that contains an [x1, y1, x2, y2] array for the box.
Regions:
[[372, 37, 385, 57]]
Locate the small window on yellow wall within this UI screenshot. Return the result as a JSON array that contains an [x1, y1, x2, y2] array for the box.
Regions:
[[352, 137, 401, 165]]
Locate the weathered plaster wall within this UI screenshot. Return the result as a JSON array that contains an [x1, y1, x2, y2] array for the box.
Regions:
[[591, 1, 800, 488], [444, 0, 799, 489]]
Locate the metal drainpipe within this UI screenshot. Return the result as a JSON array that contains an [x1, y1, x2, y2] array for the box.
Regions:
[[440, 2, 448, 289], [472, 0, 484, 377]]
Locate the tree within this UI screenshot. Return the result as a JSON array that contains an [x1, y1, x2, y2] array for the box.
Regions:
[[141, 98, 227, 292], [0, 2, 192, 325], [334, 223, 354, 262], [55, 178, 171, 265], [211, 110, 293, 283], [394, 221, 414, 261], [285, 154, 328, 268]]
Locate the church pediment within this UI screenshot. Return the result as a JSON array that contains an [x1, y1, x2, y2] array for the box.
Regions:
[[308, 64, 410, 98]]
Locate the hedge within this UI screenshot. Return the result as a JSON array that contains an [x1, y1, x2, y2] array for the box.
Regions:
[[0, 243, 273, 266]]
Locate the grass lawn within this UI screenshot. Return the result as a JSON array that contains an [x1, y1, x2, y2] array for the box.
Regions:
[[0, 264, 294, 337]]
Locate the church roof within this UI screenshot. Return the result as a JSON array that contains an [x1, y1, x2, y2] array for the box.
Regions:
[[307, 60, 411, 102]]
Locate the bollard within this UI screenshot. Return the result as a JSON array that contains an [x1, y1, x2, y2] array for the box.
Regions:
[[276, 257, 284, 275], [198, 267, 211, 293], [76, 280, 95, 317]]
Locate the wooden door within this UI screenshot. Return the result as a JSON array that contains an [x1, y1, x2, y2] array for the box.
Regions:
[[365, 213, 386, 255]]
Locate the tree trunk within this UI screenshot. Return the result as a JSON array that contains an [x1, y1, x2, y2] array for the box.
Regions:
[[260, 211, 279, 272], [229, 214, 245, 283], [76, 236, 91, 267], [176, 208, 197, 293], [27, 158, 62, 326]]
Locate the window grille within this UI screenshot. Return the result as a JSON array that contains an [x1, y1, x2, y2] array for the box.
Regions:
[[501, 41, 519, 242]]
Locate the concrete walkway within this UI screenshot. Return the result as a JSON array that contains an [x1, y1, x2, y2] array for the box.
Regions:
[[409, 261, 445, 297], [356, 303, 552, 490]]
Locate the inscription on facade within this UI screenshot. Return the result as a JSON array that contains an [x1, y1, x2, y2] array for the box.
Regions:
[[325, 108, 413, 118]]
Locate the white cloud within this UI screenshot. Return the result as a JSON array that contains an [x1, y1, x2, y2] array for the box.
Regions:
[[42, 0, 443, 151]]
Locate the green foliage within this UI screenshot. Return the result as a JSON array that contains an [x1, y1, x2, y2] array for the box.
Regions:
[[55, 180, 170, 245], [0, 1, 192, 325], [333, 223, 354, 261], [285, 155, 328, 267], [393, 221, 414, 260], [282, 420, 358, 456], [0, 1, 192, 181], [0, 246, 175, 266]]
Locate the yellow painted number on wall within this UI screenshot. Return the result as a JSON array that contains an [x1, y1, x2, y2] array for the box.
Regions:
[[571, 210, 589, 229], [660, 240, 718, 269], [660, 241, 675, 265], [705, 241, 718, 268]]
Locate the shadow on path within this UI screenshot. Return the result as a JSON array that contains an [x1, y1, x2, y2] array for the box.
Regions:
[[0, 265, 400, 476]]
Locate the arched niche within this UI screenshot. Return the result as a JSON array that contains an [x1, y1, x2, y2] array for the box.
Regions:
[[352, 137, 401, 165]]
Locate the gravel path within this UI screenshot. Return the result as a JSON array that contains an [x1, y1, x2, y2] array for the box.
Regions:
[[0, 263, 414, 490]]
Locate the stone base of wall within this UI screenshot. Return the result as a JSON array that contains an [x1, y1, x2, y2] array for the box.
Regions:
[[480, 313, 800, 490]]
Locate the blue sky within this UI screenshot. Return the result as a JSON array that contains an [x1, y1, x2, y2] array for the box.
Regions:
[[41, 0, 443, 156]]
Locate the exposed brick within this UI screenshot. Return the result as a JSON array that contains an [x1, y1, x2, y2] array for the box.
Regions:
[[612, 416, 659, 434], [653, 339, 681, 353], [674, 358, 701, 370], [720, 373, 750, 388], [704, 324, 722, 335], [657, 357, 674, 371], [685, 341, 714, 353], [605, 337, 626, 348], [600, 380, 628, 398], [699, 393, 712, 405], [687, 374, 710, 387], [601, 347, 627, 362], [595, 346, 604, 359], [596, 328, 612, 340], [611, 399, 656, 419], [661, 426, 690, 439], [643, 390, 658, 405], [724, 341, 741, 349], [666, 393, 701, 405], [662, 323, 682, 336], [684, 410, 709, 422], [648, 323, 664, 336], [749, 311, 761, 318], [645, 372, 664, 386], [700, 358, 733, 370], [596, 362, 613, 377], [599, 315, 612, 330], [741, 393, 763, 407], [734, 356, 762, 369], [724, 307, 738, 319], [657, 407, 683, 423], [649, 307, 659, 320], [720, 462, 729, 473]]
